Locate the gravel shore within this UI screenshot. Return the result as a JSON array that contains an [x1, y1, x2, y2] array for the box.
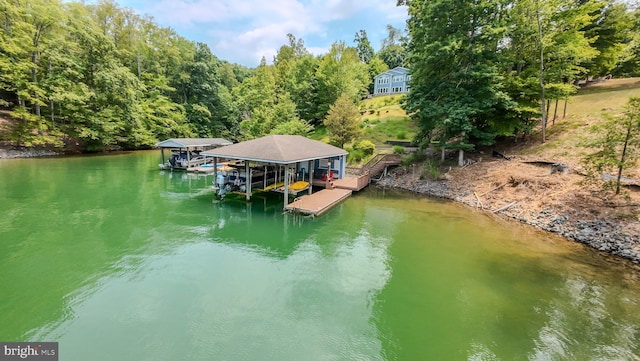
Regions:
[[0, 147, 61, 159]]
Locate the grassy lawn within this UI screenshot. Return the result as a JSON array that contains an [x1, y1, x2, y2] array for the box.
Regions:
[[522, 78, 640, 174], [309, 95, 417, 147], [363, 116, 416, 145], [567, 80, 640, 116], [360, 96, 416, 145]]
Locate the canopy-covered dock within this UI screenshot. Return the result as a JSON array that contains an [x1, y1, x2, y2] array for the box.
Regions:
[[201, 135, 348, 210], [156, 138, 232, 171]]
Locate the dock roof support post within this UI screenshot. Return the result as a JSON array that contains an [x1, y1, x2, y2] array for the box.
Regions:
[[245, 162, 251, 201], [213, 156, 219, 187], [186, 147, 191, 169], [283, 164, 290, 209], [308, 160, 313, 195]]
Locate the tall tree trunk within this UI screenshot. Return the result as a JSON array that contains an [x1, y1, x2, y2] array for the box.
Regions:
[[48, 60, 53, 123], [615, 122, 632, 195], [458, 132, 465, 167], [536, 3, 547, 143], [563, 98, 568, 118], [546, 99, 551, 122], [31, 51, 40, 117], [553, 98, 559, 125]]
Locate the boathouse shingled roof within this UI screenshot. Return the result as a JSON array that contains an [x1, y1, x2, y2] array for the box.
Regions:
[[155, 138, 233, 148], [200, 135, 348, 164]]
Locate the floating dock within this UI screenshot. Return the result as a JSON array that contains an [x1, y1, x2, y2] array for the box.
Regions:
[[284, 188, 352, 216]]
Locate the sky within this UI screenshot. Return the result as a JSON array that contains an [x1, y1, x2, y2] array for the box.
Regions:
[[114, 0, 408, 67]]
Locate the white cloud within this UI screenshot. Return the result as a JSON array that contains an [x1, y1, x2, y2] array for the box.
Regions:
[[118, 0, 407, 66]]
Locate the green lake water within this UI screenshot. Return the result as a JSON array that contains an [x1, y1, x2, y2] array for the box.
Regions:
[[1, 151, 639, 360]]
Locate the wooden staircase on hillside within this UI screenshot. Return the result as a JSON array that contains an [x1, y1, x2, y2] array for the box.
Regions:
[[365, 153, 401, 180], [336, 153, 402, 191]]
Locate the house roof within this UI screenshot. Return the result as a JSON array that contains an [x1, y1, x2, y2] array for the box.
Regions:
[[374, 66, 410, 78], [201, 135, 347, 164], [155, 138, 233, 148]]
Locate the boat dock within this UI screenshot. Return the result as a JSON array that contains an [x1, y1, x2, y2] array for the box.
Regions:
[[286, 154, 402, 216], [284, 188, 352, 216]]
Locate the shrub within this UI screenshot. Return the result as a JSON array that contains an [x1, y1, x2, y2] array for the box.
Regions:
[[393, 145, 405, 154], [401, 152, 426, 166], [420, 160, 441, 180], [368, 109, 375, 114], [354, 140, 376, 156], [348, 149, 365, 163], [396, 131, 406, 140]]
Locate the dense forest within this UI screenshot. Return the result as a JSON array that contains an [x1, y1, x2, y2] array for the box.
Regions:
[[402, 0, 640, 163], [0, 0, 639, 154]]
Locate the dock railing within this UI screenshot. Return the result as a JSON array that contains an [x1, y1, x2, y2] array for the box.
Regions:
[[346, 153, 402, 180]]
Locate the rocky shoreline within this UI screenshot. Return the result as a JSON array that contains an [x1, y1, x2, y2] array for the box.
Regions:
[[376, 171, 640, 265], [0, 147, 61, 159]]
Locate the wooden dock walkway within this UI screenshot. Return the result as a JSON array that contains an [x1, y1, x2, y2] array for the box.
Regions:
[[332, 174, 369, 191], [284, 188, 352, 216], [283, 154, 400, 216]]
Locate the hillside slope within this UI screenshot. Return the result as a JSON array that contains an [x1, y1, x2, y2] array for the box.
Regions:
[[380, 78, 640, 265]]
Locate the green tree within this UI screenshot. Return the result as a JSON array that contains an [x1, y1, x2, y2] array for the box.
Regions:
[[582, 97, 640, 195], [0, 0, 237, 149], [376, 45, 406, 69], [377, 24, 407, 69], [583, 1, 634, 77], [354, 30, 374, 63], [404, 0, 517, 166], [285, 54, 320, 123], [613, 7, 640, 76], [323, 93, 363, 148], [507, 0, 600, 142], [316, 41, 370, 121], [380, 24, 406, 49]]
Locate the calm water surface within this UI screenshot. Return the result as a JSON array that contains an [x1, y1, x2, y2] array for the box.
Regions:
[[1, 151, 639, 360]]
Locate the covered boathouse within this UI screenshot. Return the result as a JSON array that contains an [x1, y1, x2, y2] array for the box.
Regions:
[[156, 138, 232, 171], [201, 135, 350, 214]]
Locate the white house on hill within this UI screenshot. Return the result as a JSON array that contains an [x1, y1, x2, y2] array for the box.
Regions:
[[373, 67, 411, 96]]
